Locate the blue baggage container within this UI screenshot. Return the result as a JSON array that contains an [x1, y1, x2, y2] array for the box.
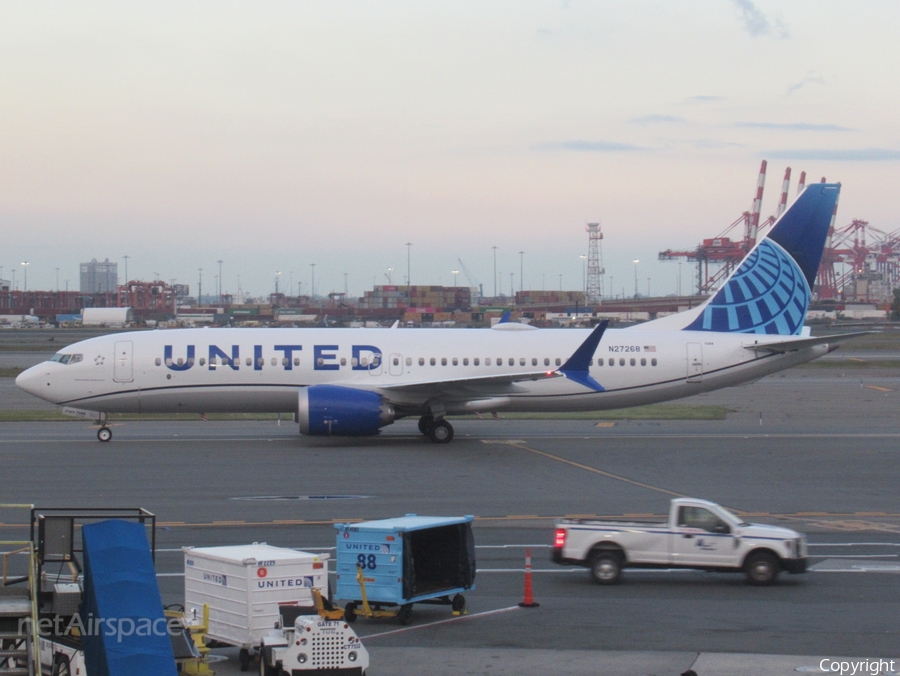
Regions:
[[334, 515, 475, 616]]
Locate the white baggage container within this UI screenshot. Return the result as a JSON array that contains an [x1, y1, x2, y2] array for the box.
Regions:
[[183, 544, 329, 651]]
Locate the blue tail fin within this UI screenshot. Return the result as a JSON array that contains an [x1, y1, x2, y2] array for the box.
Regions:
[[684, 182, 840, 335]]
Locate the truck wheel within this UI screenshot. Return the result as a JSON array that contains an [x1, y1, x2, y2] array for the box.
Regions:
[[344, 602, 358, 623], [745, 552, 779, 586], [239, 647, 251, 671], [397, 603, 413, 625], [589, 551, 622, 585], [258, 647, 274, 676]]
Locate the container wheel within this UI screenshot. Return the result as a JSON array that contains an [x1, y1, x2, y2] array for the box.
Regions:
[[344, 602, 358, 623], [397, 603, 413, 625], [451, 594, 466, 614]]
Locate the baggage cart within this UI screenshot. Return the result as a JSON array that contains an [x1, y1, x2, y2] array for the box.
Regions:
[[183, 543, 328, 671], [334, 515, 475, 624]]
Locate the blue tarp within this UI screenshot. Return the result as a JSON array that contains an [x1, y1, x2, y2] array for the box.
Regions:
[[80, 520, 176, 676]]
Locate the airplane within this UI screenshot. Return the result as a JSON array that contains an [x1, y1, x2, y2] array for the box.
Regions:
[[17, 182, 856, 444]]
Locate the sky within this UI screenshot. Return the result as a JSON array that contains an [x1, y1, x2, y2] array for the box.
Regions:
[[2, 1, 899, 301]]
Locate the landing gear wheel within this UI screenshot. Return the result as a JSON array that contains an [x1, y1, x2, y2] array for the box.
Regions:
[[344, 602, 358, 623], [397, 603, 413, 625], [589, 551, 623, 585], [97, 427, 112, 442], [745, 552, 779, 586], [451, 594, 466, 614], [417, 415, 433, 435], [427, 419, 454, 443], [239, 647, 251, 672]]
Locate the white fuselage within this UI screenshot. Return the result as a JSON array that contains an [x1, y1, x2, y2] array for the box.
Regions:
[[15, 326, 829, 416]]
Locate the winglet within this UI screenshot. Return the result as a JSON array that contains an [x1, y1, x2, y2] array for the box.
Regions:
[[498, 310, 512, 324], [558, 321, 608, 391]]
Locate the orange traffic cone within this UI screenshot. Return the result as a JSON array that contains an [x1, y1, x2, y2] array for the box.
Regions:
[[518, 547, 540, 608]]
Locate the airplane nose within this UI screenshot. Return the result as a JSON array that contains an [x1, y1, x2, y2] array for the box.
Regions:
[[15, 365, 49, 399]]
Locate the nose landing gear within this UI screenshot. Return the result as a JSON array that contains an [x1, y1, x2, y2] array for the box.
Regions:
[[97, 426, 112, 442]]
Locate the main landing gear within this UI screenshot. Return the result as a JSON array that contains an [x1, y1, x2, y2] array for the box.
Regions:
[[417, 415, 454, 444]]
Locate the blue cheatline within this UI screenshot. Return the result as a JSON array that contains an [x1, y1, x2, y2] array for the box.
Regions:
[[685, 182, 839, 336]]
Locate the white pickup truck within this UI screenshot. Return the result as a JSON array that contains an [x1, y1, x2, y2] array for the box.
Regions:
[[552, 498, 807, 586]]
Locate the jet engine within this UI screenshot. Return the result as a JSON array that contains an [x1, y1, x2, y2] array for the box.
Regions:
[[297, 385, 396, 436]]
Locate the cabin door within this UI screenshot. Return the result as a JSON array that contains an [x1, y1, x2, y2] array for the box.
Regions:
[[686, 343, 703, 383], [113, 341, 134, 382]]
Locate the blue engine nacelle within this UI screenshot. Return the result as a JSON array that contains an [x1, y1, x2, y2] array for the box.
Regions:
[[297, 385, 396, 436]]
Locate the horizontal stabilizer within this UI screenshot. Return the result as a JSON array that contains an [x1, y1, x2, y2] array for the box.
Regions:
[[744, 331, 873, 353]]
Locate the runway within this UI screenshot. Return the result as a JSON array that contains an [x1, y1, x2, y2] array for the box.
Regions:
[[1, 351, 898, 673]]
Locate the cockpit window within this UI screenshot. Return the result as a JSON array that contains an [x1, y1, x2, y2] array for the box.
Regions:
[[50, 353, 83, 365]]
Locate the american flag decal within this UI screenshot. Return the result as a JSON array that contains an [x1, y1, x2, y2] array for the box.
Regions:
[[643, 346, 657, 352]]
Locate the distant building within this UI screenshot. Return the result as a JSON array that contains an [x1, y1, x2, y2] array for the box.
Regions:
[[80, 258, 118, 293], [0, 278, 9, 292]]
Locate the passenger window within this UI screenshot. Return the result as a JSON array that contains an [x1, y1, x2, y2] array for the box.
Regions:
[[316, 358, 324, 366], [452, 358, 458, 366], [282, 358, 288, 366], [258, 358, 265, 367], [155, 358, 161, 366], [509, 358, 515, 366], [532, 358, 537, 366], [474, 358, 480, 366], [271, 357, 277, 366], [544, 358, 550, 366], [630, 358, 636, 366], [651, 358, 658, 366], [641, 358, 646, 366], [361, 357, 368, 367], [463, 358, 469, 366], [497, 358, 503, 367], [393, 357, 400, 366], [188, 358, 195, 366], [619, 358, 625, 366], [430, 358, 436, 366], [485, 358, 491, 366], [519, 358, 525, 366], [406, 357, 412, 366], [246, 357, 252, 366], [597, 358, 603, 367], [177, 358, 184, 366], [555, 358, 561, 366], [441, 358, 447, 366], [418, 357, 424, 366], [209, 357, 217, 366], [608, 358, 614, 366]]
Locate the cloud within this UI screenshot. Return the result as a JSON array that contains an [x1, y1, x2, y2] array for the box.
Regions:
[[766, 148, 900, 161], [732, 0, 789, 38], [536, 140, 644, 152], [736, 122, 852, 132], [683, 96, 725, 104], [630, 115, 685, 124], [788, 72, 827, 95]]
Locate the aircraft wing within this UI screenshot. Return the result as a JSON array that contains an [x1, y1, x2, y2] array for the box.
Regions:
[[370, 321, 610, 399], [744, 331, 874, 354]]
